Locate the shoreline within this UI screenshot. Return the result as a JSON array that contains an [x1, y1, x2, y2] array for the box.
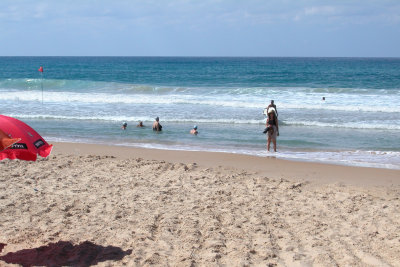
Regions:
[[52, 142, 400, 187], [52, 137, 400, 170]]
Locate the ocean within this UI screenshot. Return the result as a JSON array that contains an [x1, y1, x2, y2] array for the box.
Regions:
[[1, 57, 399, 169]]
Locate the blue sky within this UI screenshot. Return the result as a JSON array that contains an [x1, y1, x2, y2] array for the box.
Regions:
[[1, 0, 399, 57]]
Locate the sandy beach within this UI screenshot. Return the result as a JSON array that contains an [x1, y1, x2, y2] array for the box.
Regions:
[[1, 142, 400, 266]]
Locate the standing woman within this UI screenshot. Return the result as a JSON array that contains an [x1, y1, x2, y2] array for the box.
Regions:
[[266, 110, 279, 152]]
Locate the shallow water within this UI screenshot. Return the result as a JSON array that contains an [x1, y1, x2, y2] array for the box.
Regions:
[[1, 57, 399, 169]]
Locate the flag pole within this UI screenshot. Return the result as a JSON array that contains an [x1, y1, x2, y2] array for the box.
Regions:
[[41, 72, 43, 104]]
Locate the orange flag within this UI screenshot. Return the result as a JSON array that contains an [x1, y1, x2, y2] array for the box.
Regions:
[[0, 129, 21, 151]]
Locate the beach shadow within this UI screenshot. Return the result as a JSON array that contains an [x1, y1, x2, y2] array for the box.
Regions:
[[0, 241, 132, 267], [0, 243, 5, 253]]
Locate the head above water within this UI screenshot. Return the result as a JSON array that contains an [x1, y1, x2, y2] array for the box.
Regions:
[[155, 117, 159, 122], [193, 125, 197, 130], [271, 100, 274, 104], [268, 109, 276, 118]]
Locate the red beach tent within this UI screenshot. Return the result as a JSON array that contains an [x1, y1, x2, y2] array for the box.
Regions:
[[0, 115, 53, 161]]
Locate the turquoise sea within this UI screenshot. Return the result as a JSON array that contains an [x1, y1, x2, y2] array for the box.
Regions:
[[0, 57, 399, 169]]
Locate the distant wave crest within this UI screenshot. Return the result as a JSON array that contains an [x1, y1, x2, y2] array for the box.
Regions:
[[1, 89, 399, 113], [5, 113, 400, 131]]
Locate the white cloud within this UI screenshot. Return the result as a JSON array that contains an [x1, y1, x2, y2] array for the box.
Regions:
[[1, 0, 400, 56], [304, 6, 337, 16], [1, 0, 400, 27]]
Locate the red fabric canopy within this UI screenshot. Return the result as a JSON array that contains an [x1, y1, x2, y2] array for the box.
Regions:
[[0, 129, 20, 151], [0, 115, 53, 161]]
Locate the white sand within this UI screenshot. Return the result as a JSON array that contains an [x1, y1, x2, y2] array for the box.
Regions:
[[0, 143, 399, 266]]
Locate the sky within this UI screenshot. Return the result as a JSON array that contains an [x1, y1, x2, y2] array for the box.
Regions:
[[1, 0, 400, 57]]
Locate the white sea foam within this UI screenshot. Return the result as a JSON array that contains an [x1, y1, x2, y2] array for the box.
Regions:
[[4, 111, 400, 132], [280, 103, 400, 113], [268, 150, 400, 170], [4, 113, 264, 125], [283, 120, 400, 130], [1, 89, 400, 114], [4, 112, 400, 130]]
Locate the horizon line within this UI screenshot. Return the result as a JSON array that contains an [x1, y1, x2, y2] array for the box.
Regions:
[[1, 55, 400, 59]]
